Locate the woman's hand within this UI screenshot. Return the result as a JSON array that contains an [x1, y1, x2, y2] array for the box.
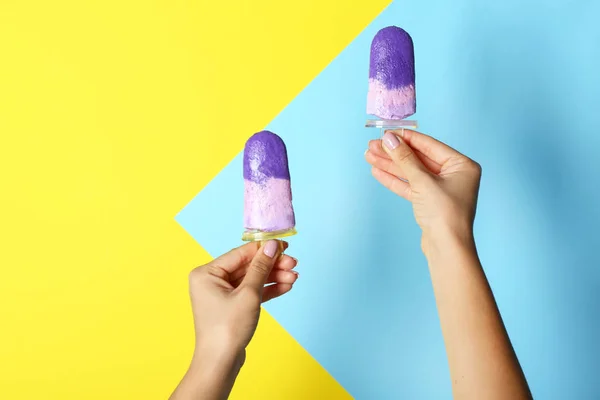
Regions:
[[365, 129, 482, 252], [367, 130, 531, 399], [189, 240, 297, 356], [171, 240, 298, 400]]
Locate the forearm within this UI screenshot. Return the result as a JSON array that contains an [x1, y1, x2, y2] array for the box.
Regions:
[[425, 230, 531, 400], [170, 344, 243, 400]]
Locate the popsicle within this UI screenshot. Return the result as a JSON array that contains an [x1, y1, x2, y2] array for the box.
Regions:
[[242, 130, 296, 242], [367, 26, 416, 121]]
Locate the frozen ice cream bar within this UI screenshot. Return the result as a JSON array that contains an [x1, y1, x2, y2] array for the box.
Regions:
[[242, 131, 296, 241], [367, 26, 416, 120]]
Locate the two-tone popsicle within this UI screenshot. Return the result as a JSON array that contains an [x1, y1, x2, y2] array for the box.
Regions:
[[242, 131, 296, 242], [367, 26, 416, 121]]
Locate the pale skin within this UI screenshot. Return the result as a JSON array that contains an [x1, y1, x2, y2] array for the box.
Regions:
[[368, 129, 531, 399], [170, 240, 298, 400], [171, 129, 531, 400]]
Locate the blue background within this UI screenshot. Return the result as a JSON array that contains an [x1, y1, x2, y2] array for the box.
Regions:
[[177, 0, 600, 398]]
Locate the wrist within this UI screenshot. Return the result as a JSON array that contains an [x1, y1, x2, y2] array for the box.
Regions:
[[174, 343, 242, 400], [192, 339, 242, 372], [422, 224, 476, 262]]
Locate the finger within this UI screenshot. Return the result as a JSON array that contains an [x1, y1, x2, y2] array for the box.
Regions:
[[266, 269, 299, 285], [365, 148, 407, 180], [368, 139, 389, 158], [262, 283, 294, 303], [276, 254, 297, 270], [240, 240, 281, 294], [227, 243, 293, 283], [371, 166, 412, 200], [210, 241, 260, 273], [381, 130, 428, 181], [368, 139, 442, 174], [232, 267, 298, 288], [392, 129, 463, 167], [230, 255, 298, 287]]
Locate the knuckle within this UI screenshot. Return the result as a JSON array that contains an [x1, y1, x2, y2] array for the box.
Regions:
[[419, 143, 433, 159], [206, 264, 229, 280], [452, 155, 481, 176], [395, 148, 415, 164], [190, 264, 228, 283], [188, 267, 205, 283], [229, 247, 245, 265], [251, 259, 271, 276], [466, 158, 482, 175]]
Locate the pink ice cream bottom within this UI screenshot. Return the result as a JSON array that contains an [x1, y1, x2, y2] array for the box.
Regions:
[[244, 178, 295, 232], [367, 79, 416, 120]]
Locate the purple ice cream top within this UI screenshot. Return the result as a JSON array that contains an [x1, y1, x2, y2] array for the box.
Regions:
[[367, 26, 416, 119], [369, 26, 415, 89], [243, 131, 295, 233], [243, 130, 291, 183]]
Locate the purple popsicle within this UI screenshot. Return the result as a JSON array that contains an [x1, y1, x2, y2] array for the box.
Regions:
[[243, 131, 296, 237], [367, 26, 416, 120]]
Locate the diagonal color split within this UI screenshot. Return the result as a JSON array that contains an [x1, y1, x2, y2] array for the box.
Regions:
[[0, 0, 390, 398], [177, 0, 600, 398]]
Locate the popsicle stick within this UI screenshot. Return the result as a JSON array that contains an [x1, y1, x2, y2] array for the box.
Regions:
[[259, 240, 286, 254], [242, 228, 297, 242]]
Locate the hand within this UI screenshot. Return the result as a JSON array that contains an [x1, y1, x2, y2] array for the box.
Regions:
[[171, 240, 298, 400], [189, 240, 298, 358], [366, 131, 532, 399], [365, 129, 482, 252]]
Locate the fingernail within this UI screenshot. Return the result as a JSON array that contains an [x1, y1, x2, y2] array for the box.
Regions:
[[291, 257, 298, 264], [382, 132, 400, 150], [385, 129, 405, 138], [263, 240, 278, 258], [364, 149, 369, 157], [291, 270, 299, 277]]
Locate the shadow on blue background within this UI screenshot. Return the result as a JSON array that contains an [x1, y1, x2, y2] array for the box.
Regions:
[[177, 0, 600, 398]]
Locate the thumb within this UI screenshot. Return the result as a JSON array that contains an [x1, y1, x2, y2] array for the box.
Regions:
[[241, 240, 281, 294], [382, 130, 427, 181]]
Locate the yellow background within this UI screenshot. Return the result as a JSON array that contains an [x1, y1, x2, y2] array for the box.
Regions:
[[0, 0, 389, 398]]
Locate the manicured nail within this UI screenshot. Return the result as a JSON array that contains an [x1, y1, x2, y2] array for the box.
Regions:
[[382, 132, 400, 150], [291, 270, 299, 277], [364, 149, 369, 157], [263, 240, 278, 258], [386, 129, 405, 138]]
